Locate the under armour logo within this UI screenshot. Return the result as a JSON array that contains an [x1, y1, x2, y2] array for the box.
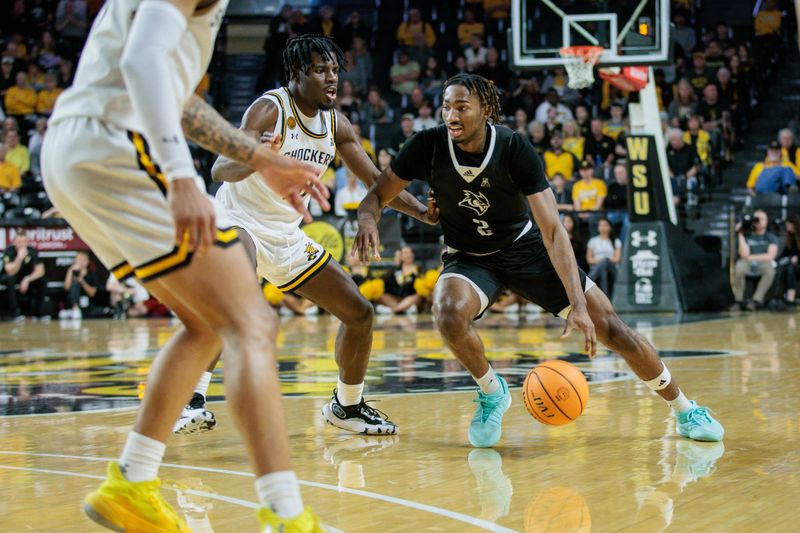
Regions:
[[290, 133, 300, 140], [631, 230, 657, 248]]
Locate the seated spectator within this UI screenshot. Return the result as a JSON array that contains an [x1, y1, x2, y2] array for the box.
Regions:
[[391, 114, 416, 152], [561, 119, 584, 160], [671, 11, 696, 57], [605, 163, 630, 242], [543, 106, 562, 136], [1, 233, 47, 320], [106, 276, 150, 319], [396, 8, 435, 64], [777, 213, 799, 307], [683, 115, 712, 168], [377, 147, 395, 171], [465, 34, 488, 72], [668, 79, 697, 126], [62, 251, 99, 319], [420, 56, 446, 102], [512, 109, 529, 138], [413, 103, 437, 132], [338, 51, 368, 97], [704, 40, 726, 70], [586, 218, 622, 297], [390, 50, 420, 97], [779, 128, 800, 168], [4, 71, 37, 126], [3, 129, 29, 175], [543, 131, 577, 181], [572, 160, 607, 232], [527, 120, 548, 155], [27, 63, 46, 92], [562, 213, 587, 271], [549, 172, 573, 211], [334, 168, 367, 217], [476, 47, 510, 88], [28, 117, 47, 176], [402, 86, 427, 117], [507, 77, 542, 119], [378, 246, 420, 314], [339, 12, 372, 51], [747, 141, 799, 194], [602, 103, 628, 141], [55, 0, 89, 56], [309, 4, 339, 41], [688, 52, 714, 95], [584, 118, 616, 170], [0, 57, 15, 101], [574, 104, 591, 138], [534, 88, 573, 125], [666, 128, 699, 204], [335, 79, 361, 124], [732, 210, 780, 310], [483, 0, 510, 21], [0, 143, 21, 192], [34, 73, 61, 117], [696, 83, 732, 155], [457, 8, 485, 46], [447, 55, 469, 78], [362, 87, 391, 125]]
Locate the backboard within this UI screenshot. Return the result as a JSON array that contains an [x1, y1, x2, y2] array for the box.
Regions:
[[509, 0, 671, 69]]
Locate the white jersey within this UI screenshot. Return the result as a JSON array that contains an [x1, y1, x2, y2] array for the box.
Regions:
[[216, 87, 337, 234], [50, 0, 228, 132]]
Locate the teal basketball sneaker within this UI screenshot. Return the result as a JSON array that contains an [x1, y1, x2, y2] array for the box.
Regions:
[[468, 375, 511, 448], [675, 401, 724, 442]]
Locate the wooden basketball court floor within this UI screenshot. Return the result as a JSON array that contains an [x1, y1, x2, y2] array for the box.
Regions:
[[1, 310, 798, 532]]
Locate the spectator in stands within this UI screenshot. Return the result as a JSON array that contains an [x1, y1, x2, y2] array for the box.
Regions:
[[448, 55, 469, 78], [363, 86, 391, 125], [746, 141, 799, 194], [458, 9, 485, 46], [396, 8, 435, 64], [0, 142, 21, 192], [606, 163, 630, 242], [572, 160, 607, 234], [377, 147, 395, 171], [35, 72, 62, 116], [671, 11, 696, 56], [26, 63, 45, 92], [697, 83, 731, 154], [391, 114, 416, 151], [378, 245, 421, 314], [688, 52, 714, 95], [57, 59, 74, 88], [586, 217, 622, 297], [350, 37, 373, 85], [562, 119, 584, 161], [668, 78, 697, 125], [753, 0, 783, 51], [335, 168, 367, 217], [403, 86, 427, 117], [36, 30, 60, 71], [390, 49, 420, 97], [420, 56, 446, 102], [778, 213, 799, 307], [704, 40, 726, 70], [5, 71, 36, 127], [106, 276, 150, 319], [464, 34, 488, 72], [1, 232, 47, 320], [549, 172, 573, 212], [512, 109, 529, 138], [54, 0, 88, 56], [476, 47, 510, 88], [309, 4, 339, 42], [602, 103, 628, 141], [543, 131, 577, 181], [1, 57, 16, 101], [733, 209, 780, 310], [28, 116, 47, 176], [574, 104, 591, 138], [413, 102, 437, 132], [584, 118, 615, 170], [534, 88, 573, 124], [666, 128, 699, 204], [338, 51, 367, 97], [339, 11, 371, 50], [61, 250, 98, 319], [3, 129, 29, 175], [483, 0, 510, 21], [683, 114, 712, 169], [779, 128, 800, 168], [528, 120, 548, 155], [562, 213, 587, 271], [335, 79, 361, 124]]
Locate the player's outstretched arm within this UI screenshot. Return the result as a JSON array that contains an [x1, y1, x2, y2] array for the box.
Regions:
[[528, 189, 596, 356], [353, 167, 410, 263], [334, 111, 437, 224]]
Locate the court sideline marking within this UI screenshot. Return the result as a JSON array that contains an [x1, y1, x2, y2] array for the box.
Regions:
[[0, 451, 519, 533]]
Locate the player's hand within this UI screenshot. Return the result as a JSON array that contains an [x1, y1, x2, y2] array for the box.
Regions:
[[168, 178, 216, 256], [352, 219, 381, 263], [19, 277, 29, 294], [16, 246, 28, 260], [253, 148, 330, 223], [562, 305, 596, 358], [260, 132, 281, 150], [422, 194, 440, 225]]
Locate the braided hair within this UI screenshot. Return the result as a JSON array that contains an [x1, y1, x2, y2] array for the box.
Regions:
[[282, 35, 346, 84], [443, 73, 502, 124]]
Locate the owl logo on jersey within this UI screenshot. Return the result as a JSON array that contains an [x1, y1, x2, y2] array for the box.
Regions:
[[304, 242, 320, 262], [287, 116, 297, 130], [459, 190, 490, 216]]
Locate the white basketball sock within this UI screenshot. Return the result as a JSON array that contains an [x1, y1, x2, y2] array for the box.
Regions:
[[667, 391, 693, 413], [474, 367, 500, 395], [119, 431, 165, 482], [336, 379, 364, 406], [255, 470, 304, 519], [194, 371, 212, 398]]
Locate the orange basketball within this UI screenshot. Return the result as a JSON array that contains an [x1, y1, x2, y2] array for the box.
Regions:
[[522, 360, 589, 425]]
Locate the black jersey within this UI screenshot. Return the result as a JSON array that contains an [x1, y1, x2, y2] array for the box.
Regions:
[[391, 124, 549, 254]]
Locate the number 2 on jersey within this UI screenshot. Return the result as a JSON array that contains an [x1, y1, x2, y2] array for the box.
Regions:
[[472, 219, 493, 236]]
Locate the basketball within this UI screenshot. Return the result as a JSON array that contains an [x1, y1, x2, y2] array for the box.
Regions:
[[522, 360, 589, 425]]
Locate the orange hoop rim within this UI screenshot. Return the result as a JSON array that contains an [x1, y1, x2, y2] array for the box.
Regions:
[[558, 45, 605, 64]]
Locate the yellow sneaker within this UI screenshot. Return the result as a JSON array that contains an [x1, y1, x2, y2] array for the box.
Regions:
[[84, 462, 190, 532], [258, 506, 330, 533]]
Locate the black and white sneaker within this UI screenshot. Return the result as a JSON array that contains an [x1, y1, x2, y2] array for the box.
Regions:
[[322, 390, 398, 435], [173, 393, 216, 434]]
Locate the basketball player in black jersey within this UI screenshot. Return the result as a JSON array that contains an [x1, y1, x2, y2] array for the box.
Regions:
[[354, 74, 724, 448]]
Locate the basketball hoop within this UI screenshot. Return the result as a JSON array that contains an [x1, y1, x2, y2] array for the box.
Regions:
[[559, 46, 604, 89]]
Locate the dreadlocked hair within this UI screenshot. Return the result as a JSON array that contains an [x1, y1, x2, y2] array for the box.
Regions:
[[444, 73, 502, 124], [282, 34, 346, 84]]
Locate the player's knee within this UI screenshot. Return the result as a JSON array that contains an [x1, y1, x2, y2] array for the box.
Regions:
[[433, 301, 469, 337], [341, 293, 374, 329]]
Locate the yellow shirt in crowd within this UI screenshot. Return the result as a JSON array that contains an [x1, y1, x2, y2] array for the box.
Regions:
[[458, 22, 485, 45], [572, 178, 607, 211], [563, 136, 584, 161], [0, 161, 21, 191], [4, 86, 37, 115], [683, 130, 712, 165], [36, 87, 63, 115], [6, 145, 30, 174], [396, 21, 436, 48], [746, 159, 800, 189], [754, 10, 781, 36], [543, 150, 577, 181]]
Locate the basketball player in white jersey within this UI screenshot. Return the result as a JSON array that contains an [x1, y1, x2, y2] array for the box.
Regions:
[[42, 1, 334, 531], [175, 35, 437, 436]]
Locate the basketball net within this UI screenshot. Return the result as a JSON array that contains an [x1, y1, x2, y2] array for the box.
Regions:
[[558, 46, 604, 89]]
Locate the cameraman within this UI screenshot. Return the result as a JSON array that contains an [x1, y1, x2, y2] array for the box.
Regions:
[[62, 251, 98, 319], [732, 209, 780, 310]]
